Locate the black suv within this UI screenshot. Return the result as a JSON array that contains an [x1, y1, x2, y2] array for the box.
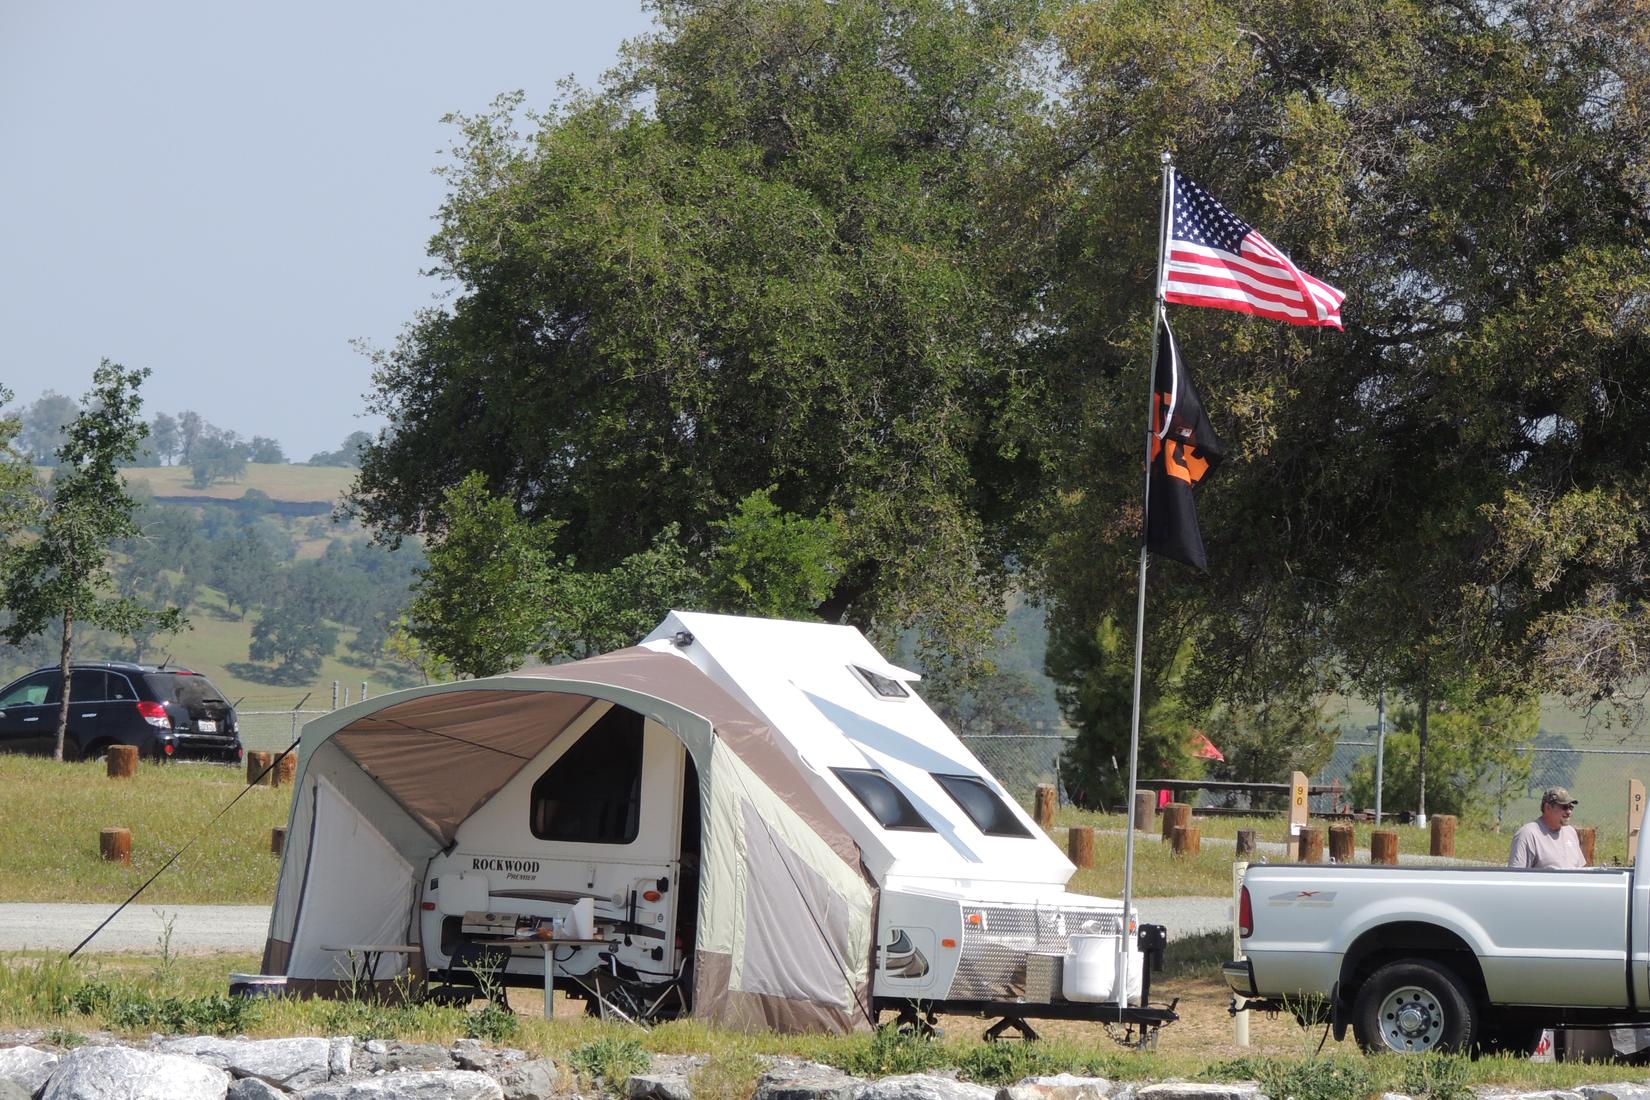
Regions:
[[0, 663, 244, 763]]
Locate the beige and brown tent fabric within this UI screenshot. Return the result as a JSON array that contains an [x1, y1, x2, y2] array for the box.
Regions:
[[262, 648, 876, 1034]]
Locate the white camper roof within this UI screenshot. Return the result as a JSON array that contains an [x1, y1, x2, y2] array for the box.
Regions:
[[642, 611, 1075, 890]]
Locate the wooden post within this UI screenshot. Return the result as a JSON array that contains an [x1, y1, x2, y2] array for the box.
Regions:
[[105, 745, 139, 779], [1630, 779, 1645, 865], [1287, 770, 1310, 840], [1161, 802, 1192, 841], [1033, 783, 1056, 829], [273, 753, 297, 787], [247, 751, 274, 787], [1430, 814, 1457, 857], [1298, 826, 1324, 863], [1578, 826, 1597, 866], [100, 827, 132, 865], [1235, 828, 1257, 858], [270, 826, 287, 857], [1371, 830, 1399, 865], [1329, 823, 1356, 863], [1132, 789, 1156, 829], [1068, 825, 1095, 868], [1171, 825, 1201, 855]]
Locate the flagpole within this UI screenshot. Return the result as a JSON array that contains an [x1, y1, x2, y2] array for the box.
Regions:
[[1117, 150, 1175, 1013]]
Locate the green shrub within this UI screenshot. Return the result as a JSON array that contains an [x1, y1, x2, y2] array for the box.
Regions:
[[1255, 1055, 1377, 1100], [316, 998, 457, 1041], [106, 992, 259, 1036], [955, 1041, 1092, 1084], [1398, 1053, 1473, 1100], [567, 1035, 650, 1086], [827, 1025, 948, 1078], [1198, 1056, 1266, 1082], [688, 1050, 765, 1100], [462, 1003, 519, 1045]]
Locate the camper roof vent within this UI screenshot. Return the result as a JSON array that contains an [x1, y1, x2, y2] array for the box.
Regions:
[[849, 664, 909, 699]]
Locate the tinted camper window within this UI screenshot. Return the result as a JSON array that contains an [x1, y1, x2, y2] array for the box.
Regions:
[[530, 707, 644, 844], [831, 768, 933, 831], [933, 773, 1032, 837]]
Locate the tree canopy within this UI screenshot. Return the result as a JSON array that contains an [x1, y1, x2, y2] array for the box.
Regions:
[[1034, 0, 1650, 752], [352, 0, 1055, 663], [350, 0, 1649, 786]]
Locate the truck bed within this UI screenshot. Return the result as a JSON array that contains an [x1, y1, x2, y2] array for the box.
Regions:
[[1238, 863, 1634, 1009]]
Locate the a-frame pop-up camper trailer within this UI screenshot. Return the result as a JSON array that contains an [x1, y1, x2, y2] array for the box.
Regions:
[[261, 612, 1175, 1038]]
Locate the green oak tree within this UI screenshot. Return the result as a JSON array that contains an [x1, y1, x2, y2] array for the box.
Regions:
[[249, 603, 339, 682], [1, 362, 185, 759], [1033, 0, 1650, 802], [350, 0, 1055, 667], [0, 388, 43, 592], [406, 472, 562, 678]]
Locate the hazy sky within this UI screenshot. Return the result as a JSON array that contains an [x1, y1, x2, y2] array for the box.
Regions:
[[0, 1, 653, 461]]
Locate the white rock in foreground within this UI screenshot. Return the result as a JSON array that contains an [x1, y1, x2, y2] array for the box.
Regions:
[[296, 1068, 503, 1100], [0, 1045, 60, 1096], [160, 1036, 333, 1089], [856, 1074, 997, 1100], [42, 1045, 231, 1100]]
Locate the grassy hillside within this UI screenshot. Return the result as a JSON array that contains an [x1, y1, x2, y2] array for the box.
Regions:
[[120, 463, 355, 504], [154, 584, 425, 725]]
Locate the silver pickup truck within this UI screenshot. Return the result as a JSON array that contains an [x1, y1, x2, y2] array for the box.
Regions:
[[1223, 824, 1650, 1055]]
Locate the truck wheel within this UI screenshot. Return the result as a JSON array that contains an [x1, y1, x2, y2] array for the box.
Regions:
[[1352, 960, 1475, 1054]]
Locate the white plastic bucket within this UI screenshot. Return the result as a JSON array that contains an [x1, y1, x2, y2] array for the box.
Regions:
[[1063, 935, 1143, 1004]]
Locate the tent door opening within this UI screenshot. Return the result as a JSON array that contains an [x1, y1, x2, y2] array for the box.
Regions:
[[419, 701, 687, 997]]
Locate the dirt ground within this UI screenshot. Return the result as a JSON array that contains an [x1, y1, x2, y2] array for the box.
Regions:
[[505, 971, 1331, 1057], [923, 973, 1332, 1056]]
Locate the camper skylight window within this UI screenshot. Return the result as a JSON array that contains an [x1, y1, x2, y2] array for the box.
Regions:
[[849, 664, 909, 699], [932, 773, 1033, 837], [530, 708, 643, 844], [830, 767, 933, 831]]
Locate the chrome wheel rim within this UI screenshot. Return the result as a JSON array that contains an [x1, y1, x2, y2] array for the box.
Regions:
[[1376, 984, 1446, 1051]]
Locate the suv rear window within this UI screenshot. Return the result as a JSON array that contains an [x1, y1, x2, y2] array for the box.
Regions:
[[143, 673, 228, 708]]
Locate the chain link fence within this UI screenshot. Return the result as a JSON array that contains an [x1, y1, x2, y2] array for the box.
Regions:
[[959, 734, 1073, 804], [1315, 733, 1650, 827], [236, 710, 331, 753]]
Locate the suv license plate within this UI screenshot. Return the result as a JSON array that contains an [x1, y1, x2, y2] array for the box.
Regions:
[[196, 719, 217, 732]]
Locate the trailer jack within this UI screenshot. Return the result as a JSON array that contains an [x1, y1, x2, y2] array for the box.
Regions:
[[984, 1016, 1040, 1042]]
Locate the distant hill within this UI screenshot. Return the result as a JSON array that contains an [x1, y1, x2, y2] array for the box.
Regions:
[[120, 463, 355, 504]]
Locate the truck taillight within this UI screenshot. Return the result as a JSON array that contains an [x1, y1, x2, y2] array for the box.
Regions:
[[136, 701, 171, 729], [1239, 885, 1253, 938]]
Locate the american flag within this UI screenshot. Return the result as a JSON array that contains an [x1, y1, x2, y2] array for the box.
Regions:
[[1164, 173, 1345, 329]]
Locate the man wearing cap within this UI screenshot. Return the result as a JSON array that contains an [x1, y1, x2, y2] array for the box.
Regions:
[[1507, 786, 1585, 869]]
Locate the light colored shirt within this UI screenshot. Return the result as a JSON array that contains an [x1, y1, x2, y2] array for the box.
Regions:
[[1507, 820, 1585, 868]]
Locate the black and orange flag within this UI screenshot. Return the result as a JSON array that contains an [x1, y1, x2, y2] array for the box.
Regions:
[[1145, 319, 1224, 570]]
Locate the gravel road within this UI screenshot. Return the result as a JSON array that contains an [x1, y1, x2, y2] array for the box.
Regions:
[[0, 904, 271, 954], [0, 896, 1234, 955]]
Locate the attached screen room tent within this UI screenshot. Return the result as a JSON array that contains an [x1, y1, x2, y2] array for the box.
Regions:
[[261, 646, 876, 1034]]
